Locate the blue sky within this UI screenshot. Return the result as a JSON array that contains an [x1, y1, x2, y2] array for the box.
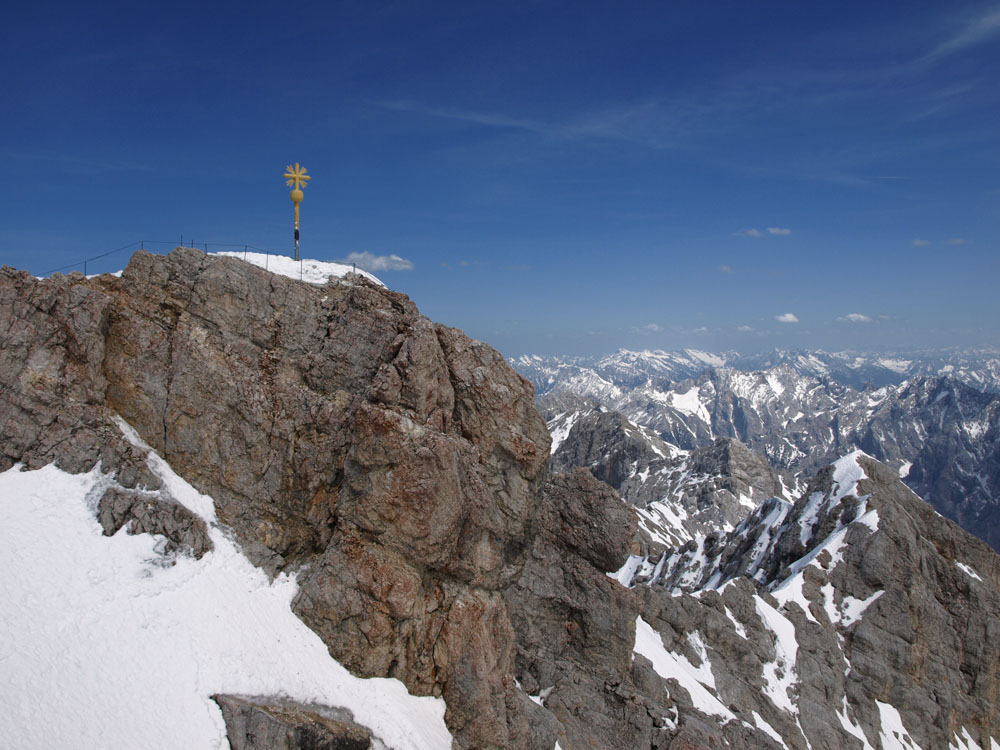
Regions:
[[2, 1, 998, 357]]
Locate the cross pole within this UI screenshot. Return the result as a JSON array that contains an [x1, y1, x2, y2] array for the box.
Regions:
[[283, 163, 311, 260]]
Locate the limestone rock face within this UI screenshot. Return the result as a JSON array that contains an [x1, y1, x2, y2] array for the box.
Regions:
[[0, 267, 157, 487], [0, 249, 550, 750], [504, 469, 673, 750]]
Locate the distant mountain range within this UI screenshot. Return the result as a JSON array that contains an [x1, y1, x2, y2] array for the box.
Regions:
[[514, 348, 1000, 394], [514, 349, 1000, 551]]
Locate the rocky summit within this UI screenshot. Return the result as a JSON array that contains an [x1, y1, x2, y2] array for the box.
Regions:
[[2, 248, 999, 749]]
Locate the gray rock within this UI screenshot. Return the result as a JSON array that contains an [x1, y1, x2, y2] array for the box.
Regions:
[[212, 694, 371, 750], [97, 486, 212, 558]]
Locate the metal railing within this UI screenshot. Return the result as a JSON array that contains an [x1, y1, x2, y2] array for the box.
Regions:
[[39, 239, 294, 277]]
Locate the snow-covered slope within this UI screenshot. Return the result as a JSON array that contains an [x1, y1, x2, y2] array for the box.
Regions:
[[618, 451, 1000, 750], [0, 432, 451, 750]]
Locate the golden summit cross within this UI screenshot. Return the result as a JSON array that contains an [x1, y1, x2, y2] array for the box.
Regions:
[[284, 163, 310, 260]]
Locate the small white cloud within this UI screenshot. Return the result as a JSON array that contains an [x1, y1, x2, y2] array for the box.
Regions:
[[946, 237, 966, 245], [635, 323, 664, 334], [912, 238, 930, 247], [718, 264, 735, 274], [837, 313, 873, 323], [340, 251, 414, 271], [767, 227, 792, 236], [775, 313, 799, 323], [737, 325, 754, 332], [734, 228, 763, 238]]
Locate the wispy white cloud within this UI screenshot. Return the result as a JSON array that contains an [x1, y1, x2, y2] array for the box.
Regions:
[[737, 325, 754, 332], [376, 99, 550, 135], [946, 237, 966, 245], [775, 313, 799, 323], [718, 264, 735, 274], [634, 323, 664, 334], [340, 251, 414, 271], [767, 227, 792, 236], [912, 238, 930, 246], [837, 313, 873, 323], [925, 5, 1000, 61]]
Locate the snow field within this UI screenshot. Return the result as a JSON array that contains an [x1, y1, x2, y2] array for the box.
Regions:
[[0, 461, 451, 750]]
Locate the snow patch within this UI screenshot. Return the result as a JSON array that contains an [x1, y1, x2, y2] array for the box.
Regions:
[[610, 555, 645, 587], [752, 711, 784, 744], [548, 410, 581, 454], [877, 700, 923, 749], [772, 573, 818, 624], [754, 596, 799, 714], [214, 250, 384, 286], [949, 725, 991, 750], [956, 562, 983, 582], [839, 591, 884, 627], [633, 617, 735, 722], [668, 386, 711, 424], [837, 695, 875, 748]]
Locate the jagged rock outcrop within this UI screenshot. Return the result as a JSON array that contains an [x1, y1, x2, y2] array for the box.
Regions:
[[1, 249, 552, 749], [541, 393, 677, 492], [541, 389, 796, 549], [97, 485, 212, 558], [212, 695, 371, 750]]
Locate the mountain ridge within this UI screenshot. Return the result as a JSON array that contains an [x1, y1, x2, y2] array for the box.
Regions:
[[2, 250, 999, 749]]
